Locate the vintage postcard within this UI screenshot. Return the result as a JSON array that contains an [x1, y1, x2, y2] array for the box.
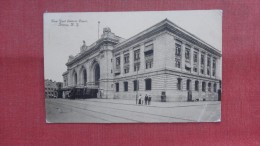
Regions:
[[44, 10, 222, 123]]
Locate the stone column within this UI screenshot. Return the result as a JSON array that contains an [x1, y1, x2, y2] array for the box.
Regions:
[[86, 63, 91, 86], [216, 57, 220, 79], [76, 67, 80, 86], [205, 81, 208, 93], [198, 50, 201, 75], [140, 44, 145, 71], [190, 46, 194, 73], [190, 80, 193, 91], [129, 49, 134, 74], [205, 53, 208, 76], [210, 56, 213, 78], [120, 53, 124, 76], [181, 43, 185, 71]]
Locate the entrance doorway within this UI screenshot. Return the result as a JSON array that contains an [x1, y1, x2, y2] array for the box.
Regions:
[[186, 79, 192, 101]]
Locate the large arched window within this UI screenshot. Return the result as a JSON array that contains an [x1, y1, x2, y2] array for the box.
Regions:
[[73, 72, 77, 86], [145, 78, 152, 90]]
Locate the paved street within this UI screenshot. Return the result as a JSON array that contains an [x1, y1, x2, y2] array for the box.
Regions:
[[45, 98, 221, 123]]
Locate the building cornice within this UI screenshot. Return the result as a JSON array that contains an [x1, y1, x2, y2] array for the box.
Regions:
[[115, 19, 221, 57], [114, 68, 221, 82], [66, 37, 120, 66], [66, 19, 221, 67]]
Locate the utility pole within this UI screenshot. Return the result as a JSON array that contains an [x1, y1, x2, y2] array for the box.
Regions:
[[98, 21, 100, 39]]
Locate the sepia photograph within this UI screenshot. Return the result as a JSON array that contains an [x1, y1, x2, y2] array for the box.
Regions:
[[44, 10, 222, 123]]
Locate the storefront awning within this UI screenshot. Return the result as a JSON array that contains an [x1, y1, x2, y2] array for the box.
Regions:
[[185, 63, 191, 68]]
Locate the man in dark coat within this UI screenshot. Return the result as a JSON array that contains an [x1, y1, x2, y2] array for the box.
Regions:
[[148, 95, 152, 105], [145, 94, 148, 105]]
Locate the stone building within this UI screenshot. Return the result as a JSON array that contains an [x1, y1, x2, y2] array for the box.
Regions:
[[62, 19, 222, 101], [45, 79, 59, 98]]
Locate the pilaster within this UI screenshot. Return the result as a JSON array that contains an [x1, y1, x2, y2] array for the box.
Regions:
[[198, 50, 201, 75], [140, 44, 145, 71], [205, 53, 208, 76], [120, 52, 124, 76], [181, 43, 185, 71], [129, 49, 134, 73], [190, 46, 194, 73]]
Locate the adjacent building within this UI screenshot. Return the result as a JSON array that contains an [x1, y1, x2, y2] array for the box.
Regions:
[[62, 19, 222, 101], [45, 79, 63, 98]]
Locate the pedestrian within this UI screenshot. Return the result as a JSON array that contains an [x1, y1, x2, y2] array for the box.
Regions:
[[136, 94, 138, 104], [148, 95, 152, 105], [141, 95, 144, 105], [145, 94, 148, 105], [138, 94, 142, 105]]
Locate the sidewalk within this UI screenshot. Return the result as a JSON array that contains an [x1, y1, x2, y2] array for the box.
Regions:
[[63, 98, 220, 108]]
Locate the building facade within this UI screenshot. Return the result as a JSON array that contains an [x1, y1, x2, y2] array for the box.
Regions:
[[45, 79, 61, 98], [62, 19, 222, 101]]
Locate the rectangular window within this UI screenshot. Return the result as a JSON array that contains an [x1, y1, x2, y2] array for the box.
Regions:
[[115, 83, 119, 92], [195, 81, 199, 91], [145, 78, 152, 90], [185, 47, 190, 62], [175, 58, 181, 68], [116, 57, 120, 66], [115, 56, 121, 75], [175, 43, 182, 68], [201, 54, 205, 65], [133, 80, 139, 91], [134, 63, 140, 72], [193, 66, 197, 72], [124, 53, 129, 64], [145, 61, 153, 69], [124, 67, 129, 74], [145, 44, 153, 69], [177, 78, 182, 90], [175, 43, 181, 56], [193, 51, 198, 63], [208, 83, 211, 92], [134, 49, 140, 61], [186, 80, 191, 90], [202, 82, 206, 92], [124, 82, 128, 91]]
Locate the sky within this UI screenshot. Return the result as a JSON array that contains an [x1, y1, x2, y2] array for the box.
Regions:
[[44, 10, 222, 82]]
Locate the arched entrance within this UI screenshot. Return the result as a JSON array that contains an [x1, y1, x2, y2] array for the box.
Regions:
[[73, 71, 77, 86], [80, 67, 87, 86], [94, 64, 100, 85], [83, 69, 87, 86]]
